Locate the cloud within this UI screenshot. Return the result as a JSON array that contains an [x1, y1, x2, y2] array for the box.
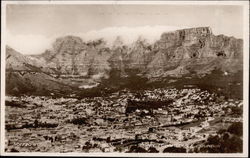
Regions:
[[81, 25, 184, 46], [6, 25, 185, 55], [6, 30, 54, 55]]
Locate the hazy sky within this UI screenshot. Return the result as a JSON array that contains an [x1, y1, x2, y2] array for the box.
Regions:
[[6, 4, 244, 54]]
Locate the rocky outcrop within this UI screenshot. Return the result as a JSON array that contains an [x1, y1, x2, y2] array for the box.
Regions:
[[37, 36, 111, 78], [34, 27, 243, 78], [6, 27, 243, 95], [145, 27, 243, 77]]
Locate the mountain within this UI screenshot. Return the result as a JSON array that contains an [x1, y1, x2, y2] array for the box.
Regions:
[[5, 27, 243, 98], [6, 46, 76, 96]]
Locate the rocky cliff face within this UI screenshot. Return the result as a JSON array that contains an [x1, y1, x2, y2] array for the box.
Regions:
[[6, 27, 243, 96], [145, 27, 243, 77], [37, 36, 111, 78], [34, 27, 243, 78]]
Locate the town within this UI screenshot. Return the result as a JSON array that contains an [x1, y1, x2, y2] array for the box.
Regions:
[[5, 88, 243, 153]]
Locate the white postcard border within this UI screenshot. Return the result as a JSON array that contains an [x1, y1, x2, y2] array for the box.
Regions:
[[1, 1, 249, 157]]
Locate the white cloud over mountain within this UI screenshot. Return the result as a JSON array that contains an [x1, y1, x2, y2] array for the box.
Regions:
[[80, 25, 184, 45], [6, 25, 185, 55]]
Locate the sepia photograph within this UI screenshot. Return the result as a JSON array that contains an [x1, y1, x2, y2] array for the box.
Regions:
[[1, 0, 249, 157]]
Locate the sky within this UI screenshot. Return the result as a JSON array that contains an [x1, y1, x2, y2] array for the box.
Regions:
[[5, 4, 244, 55]]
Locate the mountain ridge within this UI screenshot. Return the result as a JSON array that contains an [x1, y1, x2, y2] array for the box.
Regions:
[[6, 27, 243, 97]]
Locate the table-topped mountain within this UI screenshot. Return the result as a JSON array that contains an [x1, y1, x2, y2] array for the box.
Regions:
[[6, 27, 243, 97]]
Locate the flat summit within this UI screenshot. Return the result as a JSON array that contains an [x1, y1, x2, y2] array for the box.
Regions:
[[6, 27, 243, 97]]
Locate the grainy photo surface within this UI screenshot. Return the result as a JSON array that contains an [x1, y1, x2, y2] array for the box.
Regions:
[[1, 1, 249, 156]]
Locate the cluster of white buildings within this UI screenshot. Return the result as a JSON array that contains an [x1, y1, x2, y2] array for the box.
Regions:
[[5, 88, 243, 152]]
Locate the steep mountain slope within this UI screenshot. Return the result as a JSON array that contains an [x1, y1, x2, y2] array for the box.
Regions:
[[5, 46, 76, 96], [6, 46, 44, 71], [36, 37, 111, 78], [6, 27, 243, 97], [146, 27, 243, 77]]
